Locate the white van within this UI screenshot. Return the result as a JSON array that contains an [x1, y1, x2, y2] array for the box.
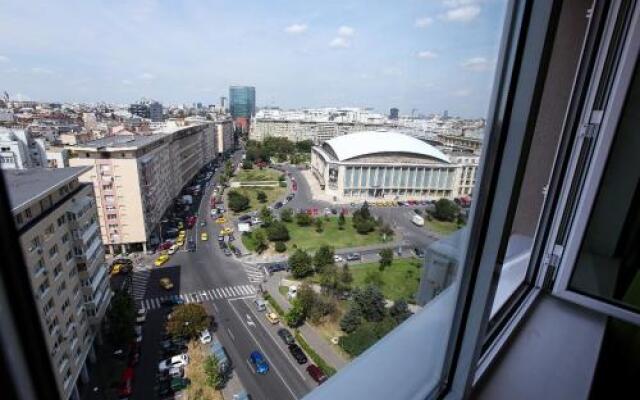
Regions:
[[254, 299, 267, 312], [288, 286, 298, 300]]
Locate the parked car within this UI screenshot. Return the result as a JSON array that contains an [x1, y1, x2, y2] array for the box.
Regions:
[[287, 286, 297, 300], [274, 202, 283, 209], [218, 235, 225, 242], [254, 299, 267, 312], [158, 354, 189, 372], [249, 351, 269, 375], [223, 248, 232, 257], [267, 262, 288, 273], [306, 364, 328, 384], [118, 367, 135, 398], [277, 328, 295, 345], [168, 244, 179, 255], [201, 232, 208, 241], [199, 329, 212, 344], [155, 254, 170, 267], [346, 253, 361, 261], [414, 247, 425, 258], [288, 344, 308, 364], [333, 255, 344, 263], [187, 241, 196, 252], [266, 312, 279, 324]]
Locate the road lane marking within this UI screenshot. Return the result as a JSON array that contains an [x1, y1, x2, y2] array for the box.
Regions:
[[227, 300, 298, 400], [239, 298, 308, 382], [227, 327, 235, 342], [216, 288, 223, 298]]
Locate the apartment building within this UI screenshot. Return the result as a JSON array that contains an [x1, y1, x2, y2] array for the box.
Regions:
[[0, 127, 48, 169], [214, 117, 234, 154], [5, 167, 111, 400], [68, 123, 217, 253]]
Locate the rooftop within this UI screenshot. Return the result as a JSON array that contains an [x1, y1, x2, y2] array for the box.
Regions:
[[2, 167, 90, 211], [73, 134, 167, 151], [323, 131, 450, 163]]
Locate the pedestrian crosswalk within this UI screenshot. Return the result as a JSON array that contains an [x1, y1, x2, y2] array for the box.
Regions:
[[131, 269, 151, 300], [242, 263, 265, 283], [139, 285, 258, 311]]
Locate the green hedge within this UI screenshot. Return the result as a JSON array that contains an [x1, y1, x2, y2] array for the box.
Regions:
[[263, 293, 285, 316], [294, 330, 337, 377]]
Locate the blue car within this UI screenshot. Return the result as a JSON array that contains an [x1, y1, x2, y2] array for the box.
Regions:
[[249, 351, 269, 374]]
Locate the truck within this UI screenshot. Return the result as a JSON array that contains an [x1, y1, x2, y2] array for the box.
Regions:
[[238, 222, 251, 233], [412, 214, 425, 227], [209, 339, 231, 374]]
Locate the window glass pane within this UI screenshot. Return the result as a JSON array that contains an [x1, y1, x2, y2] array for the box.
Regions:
[[569, 61, 640, 311]]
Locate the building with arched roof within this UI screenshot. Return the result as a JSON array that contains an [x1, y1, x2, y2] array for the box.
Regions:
[[310, 131, 478, 201]]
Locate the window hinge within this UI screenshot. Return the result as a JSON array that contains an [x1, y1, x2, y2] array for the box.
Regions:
[[579, 110, 603, 139], [542, 244, 564, 292]]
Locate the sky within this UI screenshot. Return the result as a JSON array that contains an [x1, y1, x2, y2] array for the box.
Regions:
[[0, 0, 507, 117]]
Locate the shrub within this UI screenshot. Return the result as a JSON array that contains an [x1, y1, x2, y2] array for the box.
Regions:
[[285, 303, 306, 327], [280, 208, 293, 222], [263, 293, 285, 316], [166, 304, 211, 338], [434, 198, 459, 222], [228, 190, 250, 212], [296, 212, 313, 226], [266, 221, 290, 242], [340, 306, 363, 334], [256, 191, 267, 203], [289, 249, 313, 278], [203, 355, 224, 389], [275, 241, 287, 253], [378, 248, 394, 270]]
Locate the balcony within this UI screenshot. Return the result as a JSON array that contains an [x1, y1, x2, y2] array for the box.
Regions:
[[81, 221, 99, 244], [90, 264, 108, 294], [58, 357, 69, 375]]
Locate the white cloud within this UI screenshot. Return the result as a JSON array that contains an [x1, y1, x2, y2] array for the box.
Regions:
[[462, 56, 490, 71], [121, 79, 133, 85], [439, 5, 481, 22], [329, 37, 350, 48], [337, 26, 355, 37], [31, 67, 53, 75], [0, 55, 9, 63], [415, 17, 434, 28], [284, 23, 308, 34], [417, 51, 438, 59], [443, 0, 477, 7], [452, 88, 472, 97], [139, 72, 155, 80], [382, 67, 403, 77]]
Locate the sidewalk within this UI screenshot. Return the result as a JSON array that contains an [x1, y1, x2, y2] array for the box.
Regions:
[[263, 277, 349, 370]]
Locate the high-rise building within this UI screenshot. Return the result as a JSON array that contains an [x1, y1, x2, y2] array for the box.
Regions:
[[229, 86, 256, 132], [390, 108, 399, 120], [149, 102, 163, 122], [5, 167, 111, 400], [129, 101, 163, 122], [220, 96, 227, 112], [68, 123, 217, 254], [0, 127, 48, 169]]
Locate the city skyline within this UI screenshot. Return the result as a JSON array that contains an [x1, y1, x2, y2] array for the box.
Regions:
[[0, 0, 506, 117]]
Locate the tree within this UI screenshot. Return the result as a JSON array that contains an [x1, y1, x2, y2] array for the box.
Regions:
[[295, 139, 314, 153], [280, 208, 293, 222], [224, 160, 234, 177], [363, 269, 384, 288], [275, 241, 287, 253], [256, 191, 267, 203], [296, 212, 313, 226], [339, 322, 378, 356], [278, 174, 286, 182], [379, 248, 394, 270], [338, 212, 346, 230], [106, 290, 136, 346], [314, 218, 323, 233], [289, 249, 313, 278], [353, 286, 386, 322], [308, 295, 337, 324], [296, 284, 317, 314], [353, 218, 376, 234], [354, 202, 372, 221], [339, 264, 354, 291], [260, 206, 273, 227], [266, 220, 290, 242], [319, 264, 338, 293], [434, 198, 459, 222], [340, 306, 363, 334], [313, 245, 334, 273], [254, 230, 268, 254], [203, 355, 224, 389], [166, 304, 211, 338], [219, 174, 229, 186], [241, 159, 253, 169], [379, 224, 394, 240], [389, 299, 412, 324], [286, 302, 306, 328], [228, 190, 249, 212]]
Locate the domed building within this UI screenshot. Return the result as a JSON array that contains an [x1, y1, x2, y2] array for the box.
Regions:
[[310, 131, 477, 201]]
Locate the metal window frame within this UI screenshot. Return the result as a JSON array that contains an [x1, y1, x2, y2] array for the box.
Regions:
[[548, 0, 640, 325], [439, 0, 564, 398]]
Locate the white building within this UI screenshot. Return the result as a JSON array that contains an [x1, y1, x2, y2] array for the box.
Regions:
[[310, 131, 478, 202], [0, 127, 48, 169]]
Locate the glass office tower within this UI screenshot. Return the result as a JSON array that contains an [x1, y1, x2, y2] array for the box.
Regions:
[[229, 86, 256, 118]]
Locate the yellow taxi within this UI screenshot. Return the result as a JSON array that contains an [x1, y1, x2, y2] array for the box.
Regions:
[[221, 227, 234, 236], [154, 254, 170, 267], [215, 217, 226, 224], [176, 237, 185, 246], [201, 232, 209, 241], [159, 277, 174, 290], [178, 230, 186, 238], [266, 312, 280, 324]]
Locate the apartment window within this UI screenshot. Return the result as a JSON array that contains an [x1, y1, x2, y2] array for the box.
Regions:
[[65, 251, 73, 262], [25, 207, 32, 218], [56, 215, 66, 227], [61, 233, 69, 244], [60, 298, 70, 314], [48, 245, 58, 258], [29, 236, 41, 252], [15, 213, 23, 225], [56, 281, 66, 296], [52, 263, 63, 279], [38, 279, 50, 296]]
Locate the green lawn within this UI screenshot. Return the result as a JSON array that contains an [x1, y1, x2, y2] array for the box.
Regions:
[[242, 216, 390, 252], [350, 258, 423, 302], [234, 168, 282, 182], [425, 218, 462, 236], [229, 186, 287, 214]]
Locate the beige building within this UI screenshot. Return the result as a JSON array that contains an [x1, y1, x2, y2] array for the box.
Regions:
[[5, 167, 111, 400], [250, 118, 386, 143], [310, 131, 478, 202], [68, 123, 217, 253], [214, 117, 234, 154]]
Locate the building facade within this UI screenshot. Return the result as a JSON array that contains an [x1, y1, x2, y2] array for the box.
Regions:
[[310, 131, 478, 202], [229, 86, 255, 132], [0, 127, 48, 169], [214, 118, 234, 154], [6, 167, 111, 400], [68, 123, 216, 253]]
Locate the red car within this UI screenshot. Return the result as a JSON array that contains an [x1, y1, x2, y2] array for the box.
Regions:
[[185, 215, 197, 229], [118, 367, 134, 398], [306, 364, 327, 384], [158, 241, 173, 251]]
